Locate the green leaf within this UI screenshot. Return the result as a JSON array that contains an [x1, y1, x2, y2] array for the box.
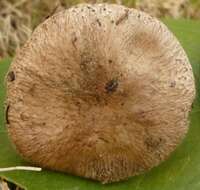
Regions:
[[0, 19, 200, 190]]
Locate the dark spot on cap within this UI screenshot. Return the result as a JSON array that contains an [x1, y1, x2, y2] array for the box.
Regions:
[[115, 9, 129, 25], [145, 136, 162, 151], [44, 15, 50, 20], [111, 20, 114, 24], [6, 104, 10, 125], [2, 13, 6, 17], [11, 19, 17, 29], [72, 35, 77, 49], [121, 102, 125, 106], [98, 137, 109, 143], [96, 19, 101, 27], [170, 81, 176, 88], [108, 59, 112, 63], [95, 95, 101, 103], [8, 71, 15, 82], [60, 2, 65, 6], [105, 79, 118, 93], [104, 100, 108, 106], [180, 4, 185, 8], [175, 58, 182, 64], [183, 76, 187, 80]]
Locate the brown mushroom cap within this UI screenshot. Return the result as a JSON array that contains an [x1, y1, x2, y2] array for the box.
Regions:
[[6, 3, 195, 183]]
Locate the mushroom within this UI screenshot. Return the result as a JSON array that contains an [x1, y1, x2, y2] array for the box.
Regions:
[[6, 3, 195, 183]]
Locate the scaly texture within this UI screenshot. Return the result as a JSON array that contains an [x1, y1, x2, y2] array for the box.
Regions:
[[5, 4, 195, 183]]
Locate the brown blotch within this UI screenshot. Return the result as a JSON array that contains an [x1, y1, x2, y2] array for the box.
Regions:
[[116, 9, 129, 25], [7, 71, 15, 82], [132, 32, 159, 52]]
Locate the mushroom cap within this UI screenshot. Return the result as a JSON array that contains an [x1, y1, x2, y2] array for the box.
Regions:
[[6, 3, 195, 183]]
